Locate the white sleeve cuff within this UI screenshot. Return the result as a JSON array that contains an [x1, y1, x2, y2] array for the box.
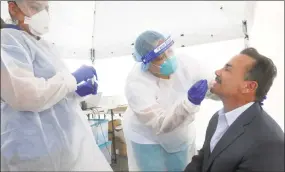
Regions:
[[60, 72, 77, 92], [182, 96, 200, 114]]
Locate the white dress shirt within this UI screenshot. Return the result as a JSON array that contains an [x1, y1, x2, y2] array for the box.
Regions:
[[210, 102, 254, 152]]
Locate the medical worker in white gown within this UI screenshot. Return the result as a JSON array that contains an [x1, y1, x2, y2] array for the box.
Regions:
[[123, 31, 220, 171], [1, 1, 112, 171]]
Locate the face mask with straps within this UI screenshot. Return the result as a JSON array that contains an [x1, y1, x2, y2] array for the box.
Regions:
[[8, 1, 50, 36]]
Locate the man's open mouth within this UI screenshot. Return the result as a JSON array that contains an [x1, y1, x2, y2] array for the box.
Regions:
[[215, 77, 221, 84]]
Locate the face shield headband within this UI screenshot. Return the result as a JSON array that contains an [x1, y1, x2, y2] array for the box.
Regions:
[[140, 36, 174, 64]]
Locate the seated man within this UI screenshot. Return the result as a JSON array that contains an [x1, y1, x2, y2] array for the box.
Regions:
[[185, 47, 284, 172]]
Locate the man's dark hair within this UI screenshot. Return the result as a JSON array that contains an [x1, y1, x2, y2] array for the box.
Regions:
[[241, 47, 277, 102], [1, 18, 5, 29]]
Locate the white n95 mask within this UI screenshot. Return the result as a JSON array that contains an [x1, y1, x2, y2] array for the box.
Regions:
[[24, 10, 50, 36]]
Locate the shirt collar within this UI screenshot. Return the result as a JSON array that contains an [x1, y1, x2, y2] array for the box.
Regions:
[[219, 102, 254, 126], [4, 24, 22, 30], [3, 24, 41, 40]]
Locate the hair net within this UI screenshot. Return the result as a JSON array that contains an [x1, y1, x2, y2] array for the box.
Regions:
[[12, 0, 49, 17], [133, 30, 166, 71]]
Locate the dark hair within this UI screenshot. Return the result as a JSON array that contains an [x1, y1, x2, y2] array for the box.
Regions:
[[1, 18, 5, 29], [241, 47, 277, 102]]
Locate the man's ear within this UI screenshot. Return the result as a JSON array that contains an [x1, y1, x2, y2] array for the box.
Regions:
[[243, 81, 258, 93]]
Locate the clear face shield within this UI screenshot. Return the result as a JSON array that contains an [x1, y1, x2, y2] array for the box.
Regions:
[[12, 0, 50, 36], [134, 36, 178, 76]]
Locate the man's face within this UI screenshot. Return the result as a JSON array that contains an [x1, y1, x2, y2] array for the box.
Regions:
[[210, 54, 258, 99]]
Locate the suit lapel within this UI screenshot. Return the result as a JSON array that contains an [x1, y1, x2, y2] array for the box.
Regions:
[[205, 103, 261, 171], [206, 123, 245, 171], [203, 113, 219, 170]]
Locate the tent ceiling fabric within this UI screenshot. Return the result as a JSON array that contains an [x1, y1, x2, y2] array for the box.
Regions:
[[1, 1, 256, 60]]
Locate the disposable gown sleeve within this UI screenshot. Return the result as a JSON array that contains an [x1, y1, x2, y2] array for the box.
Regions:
[[125, 81, 200, 135], [1, 45, 77, 112]]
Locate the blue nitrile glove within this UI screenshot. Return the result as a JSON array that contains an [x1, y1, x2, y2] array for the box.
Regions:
[[75, 79, 98, 97], [188, 79, 208, 105], [72, 65, 98, 84]]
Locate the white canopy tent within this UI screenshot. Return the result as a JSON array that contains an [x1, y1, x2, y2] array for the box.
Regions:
[[1, 0, 256, 103], [1, 1, 255, 60]]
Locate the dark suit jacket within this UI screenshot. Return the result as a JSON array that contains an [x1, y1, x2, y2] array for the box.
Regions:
[[185, 102, 284, 172]]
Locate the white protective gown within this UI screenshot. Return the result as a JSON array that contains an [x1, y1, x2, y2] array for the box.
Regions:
[[1, 28, 113, 171], [123, 55, 218, 171]]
